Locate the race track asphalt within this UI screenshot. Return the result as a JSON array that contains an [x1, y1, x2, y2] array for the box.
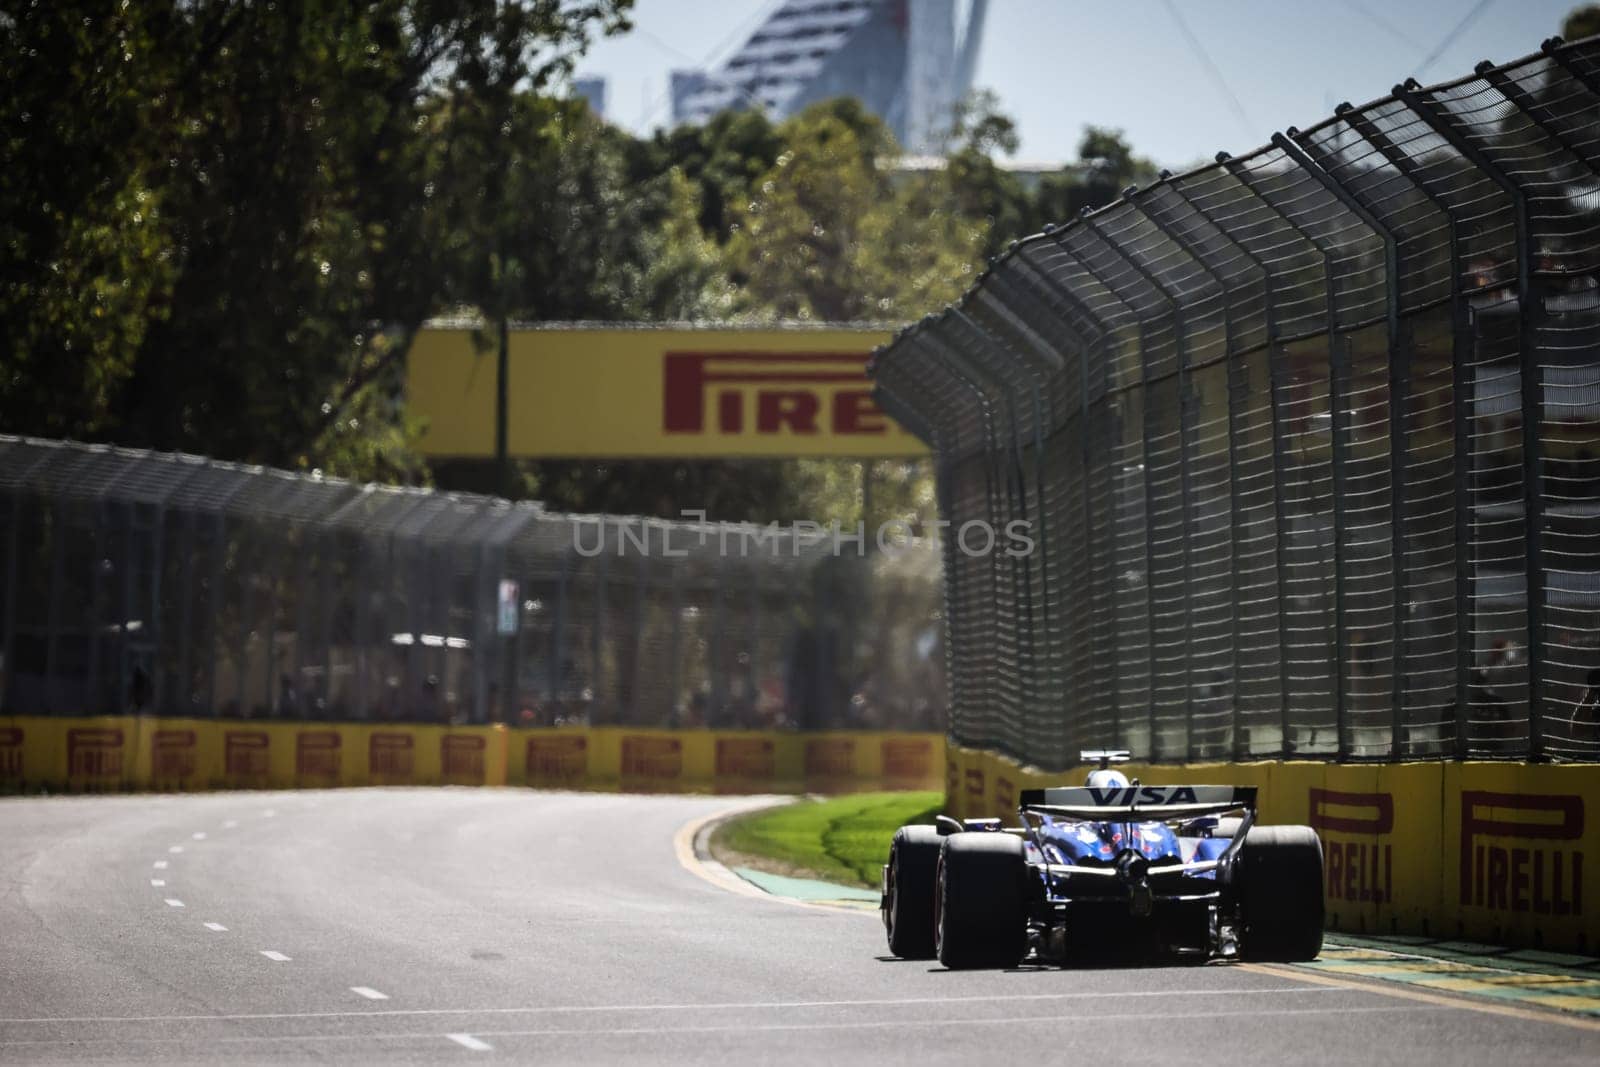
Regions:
[[1, 788, 1593, 1065]]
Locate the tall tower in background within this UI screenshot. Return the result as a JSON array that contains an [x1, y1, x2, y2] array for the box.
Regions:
[[670, 0, 989, 153], [573, 76, 608, 119]]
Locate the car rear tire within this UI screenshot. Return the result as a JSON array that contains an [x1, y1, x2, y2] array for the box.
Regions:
[[935, 833, 1028, 969], [883, 825, 941, 959], [1234, 825, 1324, 962]]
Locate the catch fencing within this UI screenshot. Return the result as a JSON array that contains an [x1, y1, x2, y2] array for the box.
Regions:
[[0, 436, 942, 732], [871, 37, 1600, 768]]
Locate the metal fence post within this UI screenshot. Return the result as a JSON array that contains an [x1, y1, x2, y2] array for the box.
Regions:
[[1222, 152, 1352, 757], [0, 485, 19, 713], [918, 330, 1032, 759], [1398, 80, 1547, 760], [1132, 181, 1246, 759], [1001, 257, 1117, 750], [1, 448, 56, 713], [1051, 240, 1160, 755], [550, 545, 570, 712], [708, 549, 726, 727], [172, 509, 197, 715], [1085, 208, 1197, 760], [1274, 130, 1409, 758], [630, 528, 648, 725], [593, 532, 610, 724], [666, 552, 684, 726], [1028, 264, 1123, 752], [1338, 104, 1475, 758], [1161, 176, 1295, 755], [953, 303, 1061, 759]]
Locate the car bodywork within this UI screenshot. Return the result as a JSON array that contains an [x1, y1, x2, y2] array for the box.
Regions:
[[1009, 781, 1257, 960], [882, 751, 1324, 966]]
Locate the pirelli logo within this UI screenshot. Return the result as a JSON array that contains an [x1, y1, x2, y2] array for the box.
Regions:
[[525, 735, 587, 781], [882, 738, 933, 783], [662, 352, 893, 438], [0, 726, 22, 780], [296, 731, 341, 785], [1309, 789, 1394, 905], [1460, 791, 1583, 917], [68, 728, 124, 779], [225, 731, 270, 783], [151, 730, 198, 780], [441, 735, 486, 783], [369, 733, 414, 782], [804, 738, 855, 778], [621, 737, 682, 779], [715, 738, 775, 779]]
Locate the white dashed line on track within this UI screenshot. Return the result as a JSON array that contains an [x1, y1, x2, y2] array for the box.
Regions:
[[203, 923, 228, 932], [168, 846, 184, 854], [192, 832, 207, 840], [164, 899, 185, 909], [446, 1033, 492, 1051], [150, 880, 165, 888], [259, 951, 291, 962], [152, 861, 168, 870], [350, 987, 390, 1001], [262, 809, 277, 818], [222, 820, 239, 829]]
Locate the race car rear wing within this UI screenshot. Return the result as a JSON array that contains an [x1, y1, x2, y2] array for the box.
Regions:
[[1017, 784, 1256, 820]]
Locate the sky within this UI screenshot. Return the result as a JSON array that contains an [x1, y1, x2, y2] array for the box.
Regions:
[[570, 0, 1585, 171]]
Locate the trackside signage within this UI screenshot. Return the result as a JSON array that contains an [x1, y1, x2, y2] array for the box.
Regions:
[[1459, 791, 1583, 918], [406, 325, 925, 459], [1309, 788, 1394, 906]]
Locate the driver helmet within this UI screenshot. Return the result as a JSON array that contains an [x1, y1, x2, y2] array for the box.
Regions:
[[1085, 768, 1130, 789]]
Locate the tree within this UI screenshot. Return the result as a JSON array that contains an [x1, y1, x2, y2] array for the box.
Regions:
[[1564, 5, 1600, 39], [725, 100, 986, 323], [0, 2, 182, 439], [631, 109, 785, 242], [1026, 126, 1159, 235], [940, 91, 1033, 260], [3, 0, 634, 484]]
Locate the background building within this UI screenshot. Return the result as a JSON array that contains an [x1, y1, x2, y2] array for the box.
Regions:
[[670, 0, 989, 153], [573, 76, 608, 119]]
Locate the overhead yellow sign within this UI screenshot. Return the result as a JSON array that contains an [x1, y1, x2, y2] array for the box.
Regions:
[[407, 324, 927, 459]]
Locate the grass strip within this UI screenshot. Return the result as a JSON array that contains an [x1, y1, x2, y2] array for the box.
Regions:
[[711, 791, 943, 888]]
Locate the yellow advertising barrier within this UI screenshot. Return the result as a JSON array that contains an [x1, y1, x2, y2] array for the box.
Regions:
[[406, 324, 926, 459], [0, 717, 942, 797], [941, 743, 1599, 953], [506, 727, 944, 793]]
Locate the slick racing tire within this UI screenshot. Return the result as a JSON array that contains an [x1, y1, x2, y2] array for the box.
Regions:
[[1211, 817, 1244, 839], [935, 832, 1028, 970], [1234, 825, 1324, 962], [884, 826, 942, 959]]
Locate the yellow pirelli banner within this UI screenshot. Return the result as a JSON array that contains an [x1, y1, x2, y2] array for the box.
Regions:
[[942, 744, 1600, 953], [0, 717, 942, 797], [508, 727, 943, 793], [405, 323, 926, 459]]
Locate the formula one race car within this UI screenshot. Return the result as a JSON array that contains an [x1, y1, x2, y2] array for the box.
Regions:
[[881, 752, 1324, 968]]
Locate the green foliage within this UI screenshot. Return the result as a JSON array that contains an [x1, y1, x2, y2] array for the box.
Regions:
[[1564, 5, 1600, 39], [1025, 126, 1159, 238], [725, 100, 985, 323], [2, 1, 1155, 523], [0, 2, 178, 438], [3, 0, 634, 481], [712, 791, 944, 887]]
